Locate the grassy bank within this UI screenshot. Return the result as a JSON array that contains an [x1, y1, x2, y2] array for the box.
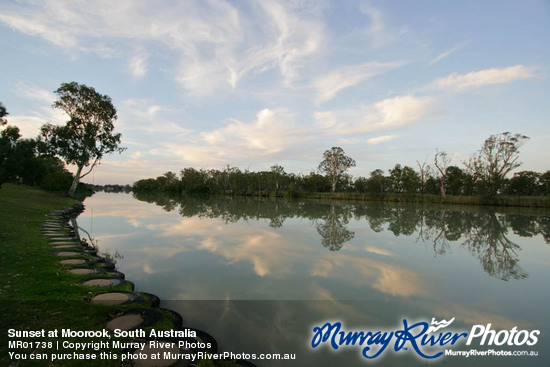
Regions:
[[292, 192, 550, 208], [0, 184, 136, 366], [0, 184, 242, 367]]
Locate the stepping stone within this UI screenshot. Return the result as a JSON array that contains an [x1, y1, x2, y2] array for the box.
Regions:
[[106, 314, 145, 331], [51, 245, 81, 249], [54, 251, 83, 257], [106, 308, 164, 332], [68, 268, 100, 275], [48, 237, 75, 241], [59, 259, 87, 265], [89, 292, 142, 305], [50, 241, 79, 245], [79, 278, 125, 287]]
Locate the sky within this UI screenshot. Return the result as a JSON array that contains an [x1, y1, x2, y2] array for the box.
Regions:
[[1, 0, 549, 185]]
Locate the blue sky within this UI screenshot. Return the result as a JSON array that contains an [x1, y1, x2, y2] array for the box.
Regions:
[[1, 0, 548, 185]]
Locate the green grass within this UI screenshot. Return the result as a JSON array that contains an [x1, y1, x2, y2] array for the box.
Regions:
[[0, 184, 147, 366]]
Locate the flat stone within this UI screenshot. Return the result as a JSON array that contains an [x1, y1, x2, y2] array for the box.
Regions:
[[135, 343, 182, 367], [49, 237, 74, 241], [90, 292, 130, 305], [51, 245, 79, 249], [59, 259, 86, 265], [105, 314, 144, 331], [50, 241, 79, 245], [81, 279, 118, 287], [69, 268, 96, 275], [55, 251, 82, 256]]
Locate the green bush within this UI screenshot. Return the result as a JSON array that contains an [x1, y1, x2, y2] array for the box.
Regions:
[[40, 170, 73, 191]]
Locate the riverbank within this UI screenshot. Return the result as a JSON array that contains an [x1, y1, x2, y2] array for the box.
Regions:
[[131, 182, 550, 208], [0, 184, 250, 367], [0, 184, 129, 366], [296, 192, 550, 208]]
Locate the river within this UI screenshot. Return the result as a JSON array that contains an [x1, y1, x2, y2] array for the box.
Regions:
[[79, 191, 550, 366]]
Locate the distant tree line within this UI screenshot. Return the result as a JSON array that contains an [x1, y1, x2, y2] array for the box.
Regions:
[[133, 133, 549, 198], [132, 164, 550, 198]]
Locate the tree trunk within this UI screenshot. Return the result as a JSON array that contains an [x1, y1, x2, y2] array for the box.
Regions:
[[439, 177, 446, 199], [68, 165, 83, 197]]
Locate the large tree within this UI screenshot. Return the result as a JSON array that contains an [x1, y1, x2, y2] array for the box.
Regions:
[[318, 147, 356, 193], [40, 82, 125, 197], [465, 132, 529, 196]]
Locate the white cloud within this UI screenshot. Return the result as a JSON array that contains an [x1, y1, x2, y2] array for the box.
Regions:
[[0, 0, 325, 96], [359, 2, 392, 46], [424, 65, 536, 92], [120, 98, 192, 135], [429, 42, 468, 65], [313, 61, 405, 103], [358, 2, 409, 48], [128, 53, 148, 78], [315, 95, 436, 136], [367, 135, 396, 145], [366, 245, 394, 256], [8, 82, 67, 138], [14, 82, 56, 104], [219, 109, 303, 154], [151, 107, 312, 168]]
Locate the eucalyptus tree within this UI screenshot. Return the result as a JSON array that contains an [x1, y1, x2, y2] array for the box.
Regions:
[[40, 82, 125, 197], [434, 149, 451, 198], [318, 147, 356, 193], [465, 132, 529, 196], [416, 158, 431, 195]]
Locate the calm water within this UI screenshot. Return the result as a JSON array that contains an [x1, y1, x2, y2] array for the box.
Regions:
[[79, 192, 550, 366]]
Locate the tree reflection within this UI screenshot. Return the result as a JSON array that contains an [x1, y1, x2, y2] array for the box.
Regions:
[[132, 193, 549, 281], [315, 205, 355, 251], [415, 208, 528, 280], [462, 211, 527, 281]]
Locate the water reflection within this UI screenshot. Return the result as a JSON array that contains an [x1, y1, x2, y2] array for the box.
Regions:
[[133, 192, 549, 282], [315, 205, 355, 251], [80, 192, 550, 366]]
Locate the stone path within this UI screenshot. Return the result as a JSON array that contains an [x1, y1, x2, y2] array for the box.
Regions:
[[44, 203, 256, 367]]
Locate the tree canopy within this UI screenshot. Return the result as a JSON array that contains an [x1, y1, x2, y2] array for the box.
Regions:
[[40, 82, 125, 196], [465, 132, 529, 196], [318, 147, 356, 193]]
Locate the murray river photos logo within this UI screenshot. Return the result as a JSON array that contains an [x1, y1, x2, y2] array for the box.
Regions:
[[310, 317, 540, 360]]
